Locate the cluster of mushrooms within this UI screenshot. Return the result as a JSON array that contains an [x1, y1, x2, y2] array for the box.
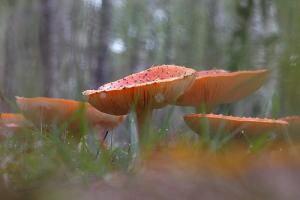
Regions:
[[0, 65, 299, 144]]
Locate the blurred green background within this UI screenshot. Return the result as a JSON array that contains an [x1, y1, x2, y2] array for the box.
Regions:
[[0, 0, 299, 117]]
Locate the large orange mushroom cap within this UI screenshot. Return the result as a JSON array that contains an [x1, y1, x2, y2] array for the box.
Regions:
[[184, 113, 288, 135], [16, 97, 125, 134], [176, 69, 269, 109], [83, 65, 197, 115]]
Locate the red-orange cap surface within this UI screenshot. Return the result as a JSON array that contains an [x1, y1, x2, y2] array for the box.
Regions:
[[184, 113, 288, 135], [83, 65, 197, 115], [16, 97, 125, 131], [0, 113, 26, 126], [280, 116, 300, 135], [177, 69, 269, 107], [0, 113, 31, 138]]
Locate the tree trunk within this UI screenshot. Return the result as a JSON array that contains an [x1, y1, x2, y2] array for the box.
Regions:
[[203, 0, 221, 68], [39, 0, 55, 97], [227, 0, 254, 71], [162, 0, 172, 64], [228, 0, 280, 117], [94, 0, 112, 87], [2, 11, 16, 111]]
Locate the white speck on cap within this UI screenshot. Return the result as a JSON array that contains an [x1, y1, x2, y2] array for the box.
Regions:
[[100, 92, 107, 99], [155, 93, 165, 103]]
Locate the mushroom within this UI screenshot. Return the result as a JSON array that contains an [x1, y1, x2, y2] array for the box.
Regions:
[[184, 113, 288, 135], [280, 116, 300, 135], [0, 113, 32, 139], [83, 65, 197, 136], [176, 69, 269, 112], [16, 97, 125, 141]]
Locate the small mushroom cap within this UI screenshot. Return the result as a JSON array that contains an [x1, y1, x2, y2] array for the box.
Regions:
[[16, 97, 125, 131], [0, 113, 31, 138], [83, 65, 197, 115], [184, 113, 288, 135], [0, 113, 26, 126], [280, 116, 300, 135], [176, 69, 269, 107]]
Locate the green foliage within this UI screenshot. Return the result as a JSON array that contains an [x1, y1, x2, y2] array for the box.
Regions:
[[0, 128, 130, 189], [271, 93, 280, 118]]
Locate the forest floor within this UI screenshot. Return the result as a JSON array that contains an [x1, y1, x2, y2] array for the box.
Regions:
[[0, 126, 300, 200]]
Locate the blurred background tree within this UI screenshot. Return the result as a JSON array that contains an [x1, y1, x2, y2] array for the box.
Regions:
[[0, 0, 299, 119]]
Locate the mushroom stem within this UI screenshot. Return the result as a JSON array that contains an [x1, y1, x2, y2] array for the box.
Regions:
[[136, 108, 153, 137]]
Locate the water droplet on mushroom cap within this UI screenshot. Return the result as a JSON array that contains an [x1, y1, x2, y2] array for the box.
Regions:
[[100, 92, 107, 99]]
